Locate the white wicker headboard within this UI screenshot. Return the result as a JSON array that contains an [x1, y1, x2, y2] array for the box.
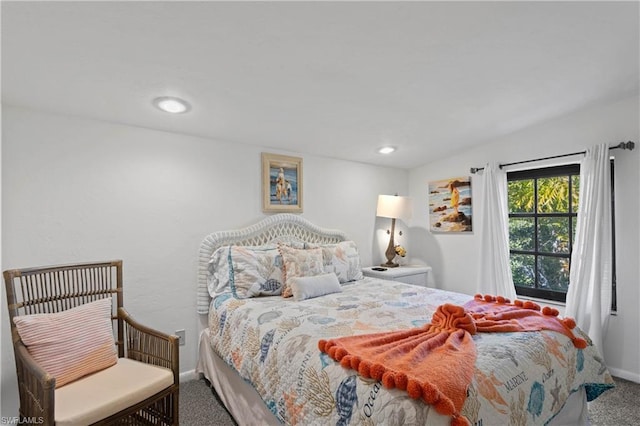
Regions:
[[197, 214, 348, 314]]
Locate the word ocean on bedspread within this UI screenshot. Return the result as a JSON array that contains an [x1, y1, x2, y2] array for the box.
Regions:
[[207, 278, 613, 426]]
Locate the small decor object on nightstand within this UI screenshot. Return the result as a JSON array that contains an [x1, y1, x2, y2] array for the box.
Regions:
[[394, 245, 407, 258], [376, 194, 412, 268]]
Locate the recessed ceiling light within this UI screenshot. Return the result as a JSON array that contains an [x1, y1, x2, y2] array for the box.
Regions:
[[153, 96, 191, 114], [378, 146, 396, 154]]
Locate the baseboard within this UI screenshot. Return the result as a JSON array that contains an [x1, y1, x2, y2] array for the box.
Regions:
[[180, 369, 198, 383], [607, 366, 640, 384]]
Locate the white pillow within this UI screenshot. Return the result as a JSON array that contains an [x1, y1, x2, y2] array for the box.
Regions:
[[290, 273, 342, 301], [13, 297, 117, 388]]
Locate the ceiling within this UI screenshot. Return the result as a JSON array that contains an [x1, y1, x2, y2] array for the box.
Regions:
[[2, 1, 638, 169]]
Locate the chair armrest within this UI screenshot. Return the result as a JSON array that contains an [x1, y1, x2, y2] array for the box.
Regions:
[[13, 341, 55, 426], [119, 307, 180, 384]]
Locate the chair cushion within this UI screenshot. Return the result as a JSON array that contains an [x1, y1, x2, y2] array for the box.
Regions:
[[13, 297, 118, 388], [54, 358, 174, 426]]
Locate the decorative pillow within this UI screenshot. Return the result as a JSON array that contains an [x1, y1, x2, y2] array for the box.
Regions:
[[208, 242, 305, 297], [13, 297, 117, 388], [278, 244, 324, 298], [228, 246, 284, 298], [307, 240, 364, 283], [290, 273, 342, 301], [208, 246, 233, 296]]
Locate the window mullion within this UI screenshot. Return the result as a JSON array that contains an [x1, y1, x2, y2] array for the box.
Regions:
[[534, 178, 539, 290], [568, 173, 573, 254]]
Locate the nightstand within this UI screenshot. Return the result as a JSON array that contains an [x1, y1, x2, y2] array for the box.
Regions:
[[362, 265, 434, 288]]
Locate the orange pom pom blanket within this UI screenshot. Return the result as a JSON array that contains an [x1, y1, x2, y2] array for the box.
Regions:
[[318, 294, 587, 426]]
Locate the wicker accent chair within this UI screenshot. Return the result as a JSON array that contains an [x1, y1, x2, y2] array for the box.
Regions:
[[4, 260, 179, 426]]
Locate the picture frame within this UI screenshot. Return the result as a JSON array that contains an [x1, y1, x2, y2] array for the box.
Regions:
[[428, 176, 472, 232], [262, 152, 303, 213]]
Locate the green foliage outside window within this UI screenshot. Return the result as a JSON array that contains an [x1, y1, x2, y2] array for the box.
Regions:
[[507, 165, 579, 302]]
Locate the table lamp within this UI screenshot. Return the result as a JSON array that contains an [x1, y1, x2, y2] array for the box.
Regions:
[[376, 194, 412, 267]]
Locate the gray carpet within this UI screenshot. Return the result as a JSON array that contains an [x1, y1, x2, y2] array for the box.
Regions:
[[179, 376, 639, 426], [179, 379, 236, 426], [588, 377, 640, 426]]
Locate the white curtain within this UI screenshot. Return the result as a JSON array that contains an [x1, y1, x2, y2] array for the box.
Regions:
[[565, 143, 612, 353], [477, 162, 517, 300]]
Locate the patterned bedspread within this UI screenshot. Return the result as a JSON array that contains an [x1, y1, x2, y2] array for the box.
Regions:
[[207, 278, 613, 425]]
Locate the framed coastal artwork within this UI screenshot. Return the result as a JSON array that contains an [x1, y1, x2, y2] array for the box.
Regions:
[[428, 176, 472, 232], [262, 152, 303, 213]]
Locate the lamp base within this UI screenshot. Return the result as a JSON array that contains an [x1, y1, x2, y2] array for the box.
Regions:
[[382, 217, 400, 268]]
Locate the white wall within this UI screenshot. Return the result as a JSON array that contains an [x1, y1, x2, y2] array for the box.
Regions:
[[409, 95, 640, 382], [0, 106, 408, 416], [3, 95, 638, 418]]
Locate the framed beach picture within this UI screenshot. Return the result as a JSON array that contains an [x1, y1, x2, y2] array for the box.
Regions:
[[428, 176, 472, 232], [262, 152, 303, 213]]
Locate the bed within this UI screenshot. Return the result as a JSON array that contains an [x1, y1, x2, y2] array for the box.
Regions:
[[196, 214, 613, 425]]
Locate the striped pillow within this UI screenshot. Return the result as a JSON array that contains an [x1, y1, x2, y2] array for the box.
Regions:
[[13, 297, 118, 388]]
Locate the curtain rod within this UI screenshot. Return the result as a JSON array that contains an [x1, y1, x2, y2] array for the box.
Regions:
[[470, 141, 635, 174]]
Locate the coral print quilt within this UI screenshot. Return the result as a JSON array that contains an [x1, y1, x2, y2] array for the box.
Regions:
[[207, 278, 613, 426]]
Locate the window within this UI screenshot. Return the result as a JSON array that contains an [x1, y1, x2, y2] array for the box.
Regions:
[[507, 162, 616, 308], [507, 165, 579, 302]]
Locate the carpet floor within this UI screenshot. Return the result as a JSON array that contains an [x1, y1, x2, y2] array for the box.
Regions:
[[179, 376, 639, 425]]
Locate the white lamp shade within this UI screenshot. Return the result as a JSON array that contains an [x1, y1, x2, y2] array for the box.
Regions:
[[376, 195, 412, 220]]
